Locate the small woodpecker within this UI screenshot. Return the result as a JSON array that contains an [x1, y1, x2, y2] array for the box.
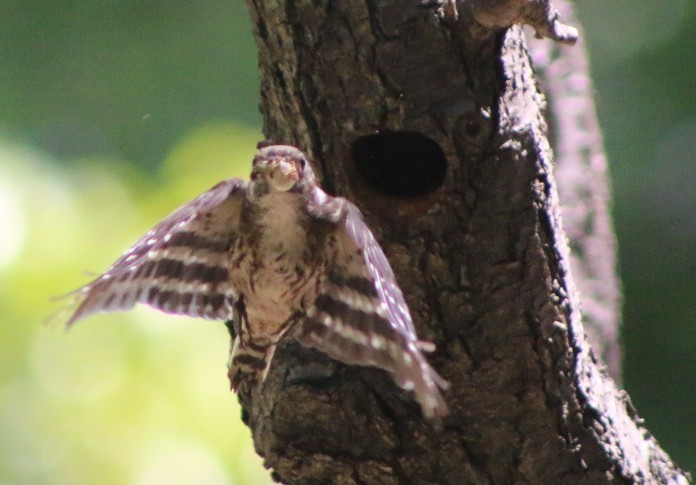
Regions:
[[67, 144, 448, 418]]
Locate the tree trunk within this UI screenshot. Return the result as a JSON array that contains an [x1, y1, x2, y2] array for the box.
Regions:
[[239, 1, 687, 483]]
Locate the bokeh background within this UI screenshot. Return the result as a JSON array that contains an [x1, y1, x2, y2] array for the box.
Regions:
[[0, 1, 693, 483]]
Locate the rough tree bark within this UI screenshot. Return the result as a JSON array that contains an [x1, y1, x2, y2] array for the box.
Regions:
[[238, 0, 688, 483]]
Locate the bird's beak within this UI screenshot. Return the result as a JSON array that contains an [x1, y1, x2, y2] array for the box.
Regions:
[[252, 158, 299, 191]]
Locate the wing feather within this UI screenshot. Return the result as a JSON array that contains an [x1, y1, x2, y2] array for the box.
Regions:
[[66, 178, 246, 325], [299, 189, 448, 418]]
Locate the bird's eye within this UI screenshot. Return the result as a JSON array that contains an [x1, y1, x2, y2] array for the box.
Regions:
[[298, 157, 306, 169]]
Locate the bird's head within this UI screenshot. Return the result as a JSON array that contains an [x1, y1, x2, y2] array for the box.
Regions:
[[251, 145, 314, 193]]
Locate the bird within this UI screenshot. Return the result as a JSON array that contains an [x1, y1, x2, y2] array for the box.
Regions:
[[65, 144, 448, 418]]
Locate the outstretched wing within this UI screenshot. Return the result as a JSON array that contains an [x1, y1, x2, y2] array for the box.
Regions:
[[298, 189, 448, 418], [66, 178, 247, 325]]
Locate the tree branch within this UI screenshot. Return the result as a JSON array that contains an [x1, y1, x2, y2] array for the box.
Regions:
[[527, 0, 622, 382]]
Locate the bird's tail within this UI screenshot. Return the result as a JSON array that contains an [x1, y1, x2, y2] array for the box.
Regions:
[[227, 337, 277, 392]]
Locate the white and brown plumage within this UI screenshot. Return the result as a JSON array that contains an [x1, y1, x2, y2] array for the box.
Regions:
[[67, 144, 448, 418]]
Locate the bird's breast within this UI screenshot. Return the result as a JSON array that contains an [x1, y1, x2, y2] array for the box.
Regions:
[[229, 191, 325, 331]]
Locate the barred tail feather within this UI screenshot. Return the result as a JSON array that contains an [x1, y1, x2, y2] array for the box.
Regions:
[[227, 337, 277, 392]]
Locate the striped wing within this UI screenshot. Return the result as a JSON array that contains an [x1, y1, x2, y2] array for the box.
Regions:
[[66, 178, 247, 325], [298, 191, 448, 418]]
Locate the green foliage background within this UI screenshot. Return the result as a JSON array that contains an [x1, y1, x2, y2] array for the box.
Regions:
[[0, 1, 693, 483]]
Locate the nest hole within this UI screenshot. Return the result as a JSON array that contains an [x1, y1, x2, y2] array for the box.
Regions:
[[351, 131, 446, 198]]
